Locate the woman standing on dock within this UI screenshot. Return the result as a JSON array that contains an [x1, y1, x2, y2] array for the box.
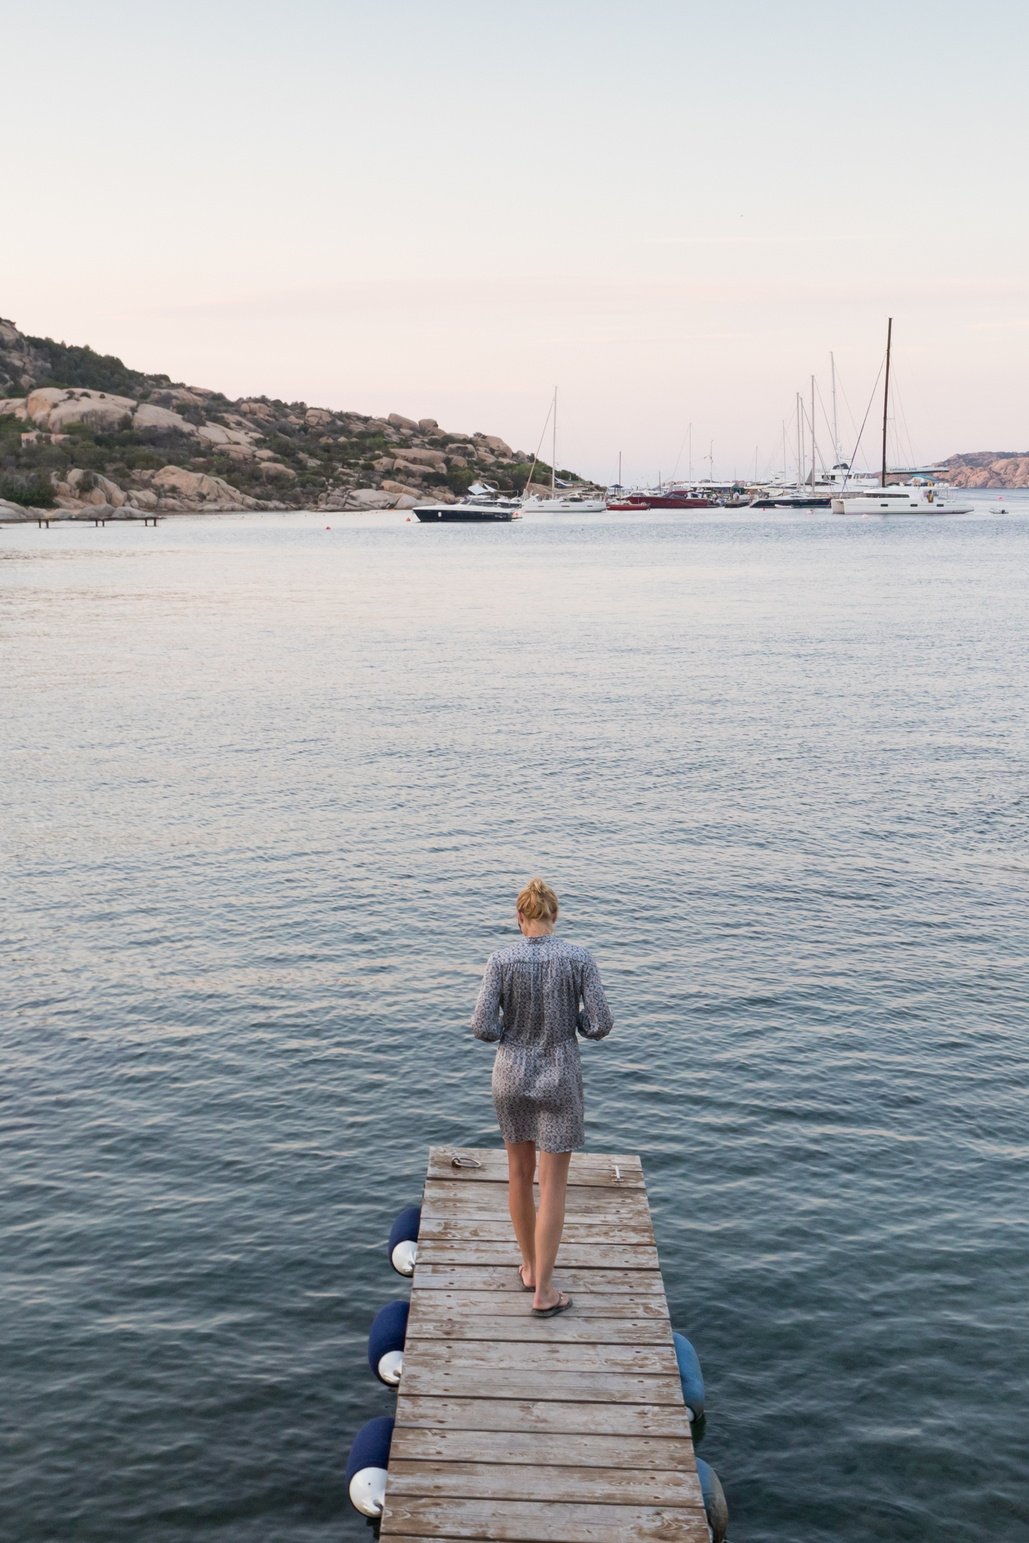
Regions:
[[471, 878, 613, 1318]]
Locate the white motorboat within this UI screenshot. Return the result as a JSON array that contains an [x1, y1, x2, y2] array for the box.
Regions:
[[831, 482, 972, 516], [414, 480, 521, 523]]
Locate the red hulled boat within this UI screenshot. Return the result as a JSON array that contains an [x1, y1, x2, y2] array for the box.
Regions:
[[606, 490, 715, 510]]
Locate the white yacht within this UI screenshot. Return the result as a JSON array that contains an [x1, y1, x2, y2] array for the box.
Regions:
[[831, 481, 972, 516], [414, 480, 521, 523]]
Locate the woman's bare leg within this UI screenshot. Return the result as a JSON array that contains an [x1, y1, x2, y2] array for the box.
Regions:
[[533, 1149, 571, 1310], [505, 1140, 537, 1287]]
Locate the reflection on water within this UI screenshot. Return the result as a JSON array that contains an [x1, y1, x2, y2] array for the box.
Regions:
[[3, 501, 1028, 1542]]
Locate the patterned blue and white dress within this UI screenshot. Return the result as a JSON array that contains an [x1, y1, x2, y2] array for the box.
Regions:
[[471, 936, 613, 1152]]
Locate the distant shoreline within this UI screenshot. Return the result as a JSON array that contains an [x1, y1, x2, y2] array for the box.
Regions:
[[3, 488, 1024, 527]]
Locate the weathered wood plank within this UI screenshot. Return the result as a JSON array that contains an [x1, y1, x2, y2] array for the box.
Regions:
[[405, 1289, 669, 1321], [422, 1170, 649, 1200], [393, 1395, 693, 1438], [408, 1339, 677, 1376], [429, 1147, 643, 1175], [380, 1497, 708, 1542], [421, 1182, 651, 1221], [412, 1264, 665, 1294], [426, 1149, 644, 1189], [389, 1426, 695, 1472], [406, 1311, 672, 1345], [387, 1459, 702, 1507], [418, 1217, 655, 1245], [424, 1170, 646, 1190], [415, 1240, 661, 1270], [397, 1365, 685, 1404]]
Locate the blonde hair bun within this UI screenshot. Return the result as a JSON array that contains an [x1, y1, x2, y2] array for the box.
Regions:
[[516, 877, 559, 922]]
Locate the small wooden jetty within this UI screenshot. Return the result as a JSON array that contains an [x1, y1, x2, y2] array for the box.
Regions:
[[34, 513, 161, 528], [380, 1146, 708, 1542]]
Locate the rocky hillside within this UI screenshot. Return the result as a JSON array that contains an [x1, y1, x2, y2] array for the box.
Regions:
[[939, 451, 1029, 488], [0, 318, 578, 518]]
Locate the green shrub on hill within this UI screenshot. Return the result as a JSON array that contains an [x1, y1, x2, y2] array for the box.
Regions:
[[350, 432, 389, 454], [446, 467, 474, 495], [496, 461, 536, 492], [29, 338, 156, 396], [0, 470, 55, 507]]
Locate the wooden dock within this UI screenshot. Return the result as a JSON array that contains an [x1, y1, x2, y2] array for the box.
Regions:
[[33, 513, 161, 528], [380, 1146, 709, 1542]]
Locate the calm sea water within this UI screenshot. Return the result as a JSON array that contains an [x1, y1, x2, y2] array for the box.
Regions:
[[3, 497, 1027, 1543]]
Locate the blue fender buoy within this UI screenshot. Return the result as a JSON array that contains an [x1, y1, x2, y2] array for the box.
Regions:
[[696, 1457, 729, 1542], [345, 1414, 394, 1517], [388, 1205, 421, 1276], [672, 1330, 705, 1423], [368, 1300, 409, 1386]]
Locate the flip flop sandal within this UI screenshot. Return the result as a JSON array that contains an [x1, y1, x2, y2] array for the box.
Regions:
[[531, 1293, 573, 1319]]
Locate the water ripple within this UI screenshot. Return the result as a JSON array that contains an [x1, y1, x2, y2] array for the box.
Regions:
[[2, 506, 1028, 1541]]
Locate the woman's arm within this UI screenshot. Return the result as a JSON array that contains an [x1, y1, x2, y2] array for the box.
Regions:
[[470, 955, 505, 1042], [577, 953, 613, 1040]]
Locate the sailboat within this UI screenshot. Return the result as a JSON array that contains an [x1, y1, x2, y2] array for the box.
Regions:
[[831, 320, 972, 516], [519, 389, 606, 513], [749, 382, 839, 508]]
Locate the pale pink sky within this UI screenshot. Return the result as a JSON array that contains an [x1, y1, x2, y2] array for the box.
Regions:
[[4, 0, 1027, 482]]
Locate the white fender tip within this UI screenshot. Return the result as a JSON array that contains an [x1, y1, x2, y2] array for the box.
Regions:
[[349, 1465, 388, 1518], [377, 1349, 404, 1386], [391, 1239, 418, 1276]]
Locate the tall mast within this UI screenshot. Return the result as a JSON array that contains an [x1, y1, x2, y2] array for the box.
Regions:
[[796, 393, 803, 486], [617, 449, 622, 487], [810, 375, 817, 488], [782, 419, 788, 479], [688, 422, 693, 481], [551, 386, 557, 498], [830, 351, 840, 464], [880, 319, 892, 487]]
